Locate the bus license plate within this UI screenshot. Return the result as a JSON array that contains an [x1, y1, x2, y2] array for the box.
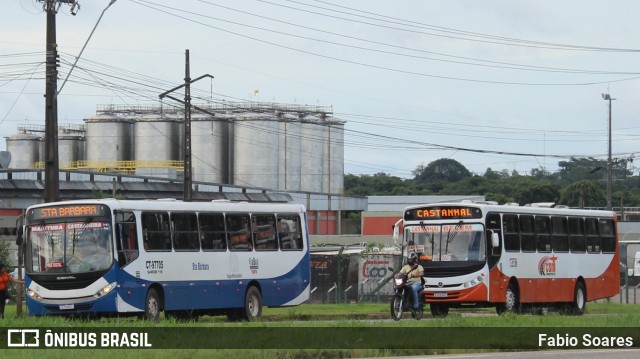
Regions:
[[434, 292, 448, 297], [59, 304, 75, 310]]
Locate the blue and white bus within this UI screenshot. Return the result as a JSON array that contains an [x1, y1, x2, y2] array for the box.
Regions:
[[23, 198, 310, 321]]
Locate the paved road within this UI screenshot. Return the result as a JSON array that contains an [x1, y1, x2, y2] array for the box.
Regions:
[[372, 349, 640, 359]]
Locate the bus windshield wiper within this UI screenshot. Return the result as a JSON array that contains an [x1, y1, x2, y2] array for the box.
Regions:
[[419, 221, 434, 257], [445, 221, 463, 254]]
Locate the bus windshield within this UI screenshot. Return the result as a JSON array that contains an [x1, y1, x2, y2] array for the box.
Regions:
[[27, 221, 113, 274], [405, 223, 486, 262]]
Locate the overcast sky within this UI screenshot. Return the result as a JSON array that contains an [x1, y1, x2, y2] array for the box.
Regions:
[[2, 0, 639, 179]]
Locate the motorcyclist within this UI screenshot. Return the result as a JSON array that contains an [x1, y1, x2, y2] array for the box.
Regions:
[[399, 252, 424, 312]]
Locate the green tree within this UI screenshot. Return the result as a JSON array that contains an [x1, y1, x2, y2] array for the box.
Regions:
[[413, 158, 471, 184], [0, 240, 11, 268], [557, 157, 606, 185], [559, 180, 607, 208], [343, 158, 640, 207], [483, 167, 508, 180], [344, 172, 411, 196]]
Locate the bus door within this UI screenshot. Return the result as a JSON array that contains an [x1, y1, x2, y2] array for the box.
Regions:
[[114, 211, 139, 268]]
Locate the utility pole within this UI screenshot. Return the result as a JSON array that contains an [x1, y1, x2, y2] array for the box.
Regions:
[[159, 51, 214, 202], [41, 0, 79, 202], [184, 50, 192, 201], [602, 92, 615, 211]]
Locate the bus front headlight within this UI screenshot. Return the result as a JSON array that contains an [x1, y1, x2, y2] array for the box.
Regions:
[[95, 283, 116, 298], [462, 275, 485, 288], [27, 289, 42, 301]]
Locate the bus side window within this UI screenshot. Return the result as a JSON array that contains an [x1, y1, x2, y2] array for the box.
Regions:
[[254, 214, 277, 251], [278, 214, 303, 251], [227, 213, 252, 251], [586, 218, 600, 253], [599, 219, 616, 253], [520, 215, 536, 252], [551, 216, 569, 252], [200, 213, 226, 251], [115, 211, 138, 267], [503, 214, 520, 252], [568, 217, 586, 253], [535, 216, 551, 253], [142, 212, 171, 251], [172, 212, 199, 252]]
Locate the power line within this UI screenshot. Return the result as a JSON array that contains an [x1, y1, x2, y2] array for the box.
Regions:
[[129, 0, 640, 86]]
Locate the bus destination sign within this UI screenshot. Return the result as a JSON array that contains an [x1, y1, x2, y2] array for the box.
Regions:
[[28, 204, 107, 221], [404, 206, 482, 221]]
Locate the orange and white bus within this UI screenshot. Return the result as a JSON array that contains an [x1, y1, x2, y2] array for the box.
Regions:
[[394, 201, 619, 317]]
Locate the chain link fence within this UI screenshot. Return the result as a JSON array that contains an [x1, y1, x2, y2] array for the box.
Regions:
[[310, 250, 401, 304]]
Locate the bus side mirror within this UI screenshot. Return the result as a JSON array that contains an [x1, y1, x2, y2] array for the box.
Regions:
[[491, 232, 499, 248], [629, 268, 635, 277], [392, 218, 402, 245]]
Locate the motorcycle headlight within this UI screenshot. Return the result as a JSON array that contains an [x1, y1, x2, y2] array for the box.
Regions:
[[394, 278, 404, 286]]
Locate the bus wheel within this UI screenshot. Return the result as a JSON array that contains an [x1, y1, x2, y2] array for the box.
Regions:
[[144, 288, 161, 322], [569, 281, 586, 316], [242, 286, 262, 321], [430, 303, 449, 318], [497, 282, 519, 315]]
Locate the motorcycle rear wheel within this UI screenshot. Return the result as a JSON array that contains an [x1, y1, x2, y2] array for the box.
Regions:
[[390, 294, 403, 321]]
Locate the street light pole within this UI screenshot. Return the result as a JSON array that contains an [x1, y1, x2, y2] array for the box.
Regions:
[[602, 92, 615, 211]]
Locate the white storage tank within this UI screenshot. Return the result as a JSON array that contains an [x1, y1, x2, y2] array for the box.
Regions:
[[5, 130, 40, 169], [192, 112, 229, 183], [300, 115, 324, 193], [232, 112, 279, 189], [58, 131, 85, 169], [278, 113, 302, 191], [133, 113, 180, 177], [326, 117, 345, 194], [84, 114, 133, 163]]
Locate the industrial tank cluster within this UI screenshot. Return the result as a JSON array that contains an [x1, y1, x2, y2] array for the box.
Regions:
[[4, 103, 345, 194]]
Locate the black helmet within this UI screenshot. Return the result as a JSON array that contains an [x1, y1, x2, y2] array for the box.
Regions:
[[407, 252, 418, 265]]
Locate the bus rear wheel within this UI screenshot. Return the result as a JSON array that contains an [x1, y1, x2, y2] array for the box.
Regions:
[[568, 281, 586, 316], [144, 288, 161, 322], [242, 286, 262, 321]]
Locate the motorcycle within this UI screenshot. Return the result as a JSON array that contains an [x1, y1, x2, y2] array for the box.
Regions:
[[389, 267, 424, 320]]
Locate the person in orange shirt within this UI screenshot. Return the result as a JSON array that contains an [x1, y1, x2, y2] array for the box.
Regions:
[[0, 262, 24, 319]]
